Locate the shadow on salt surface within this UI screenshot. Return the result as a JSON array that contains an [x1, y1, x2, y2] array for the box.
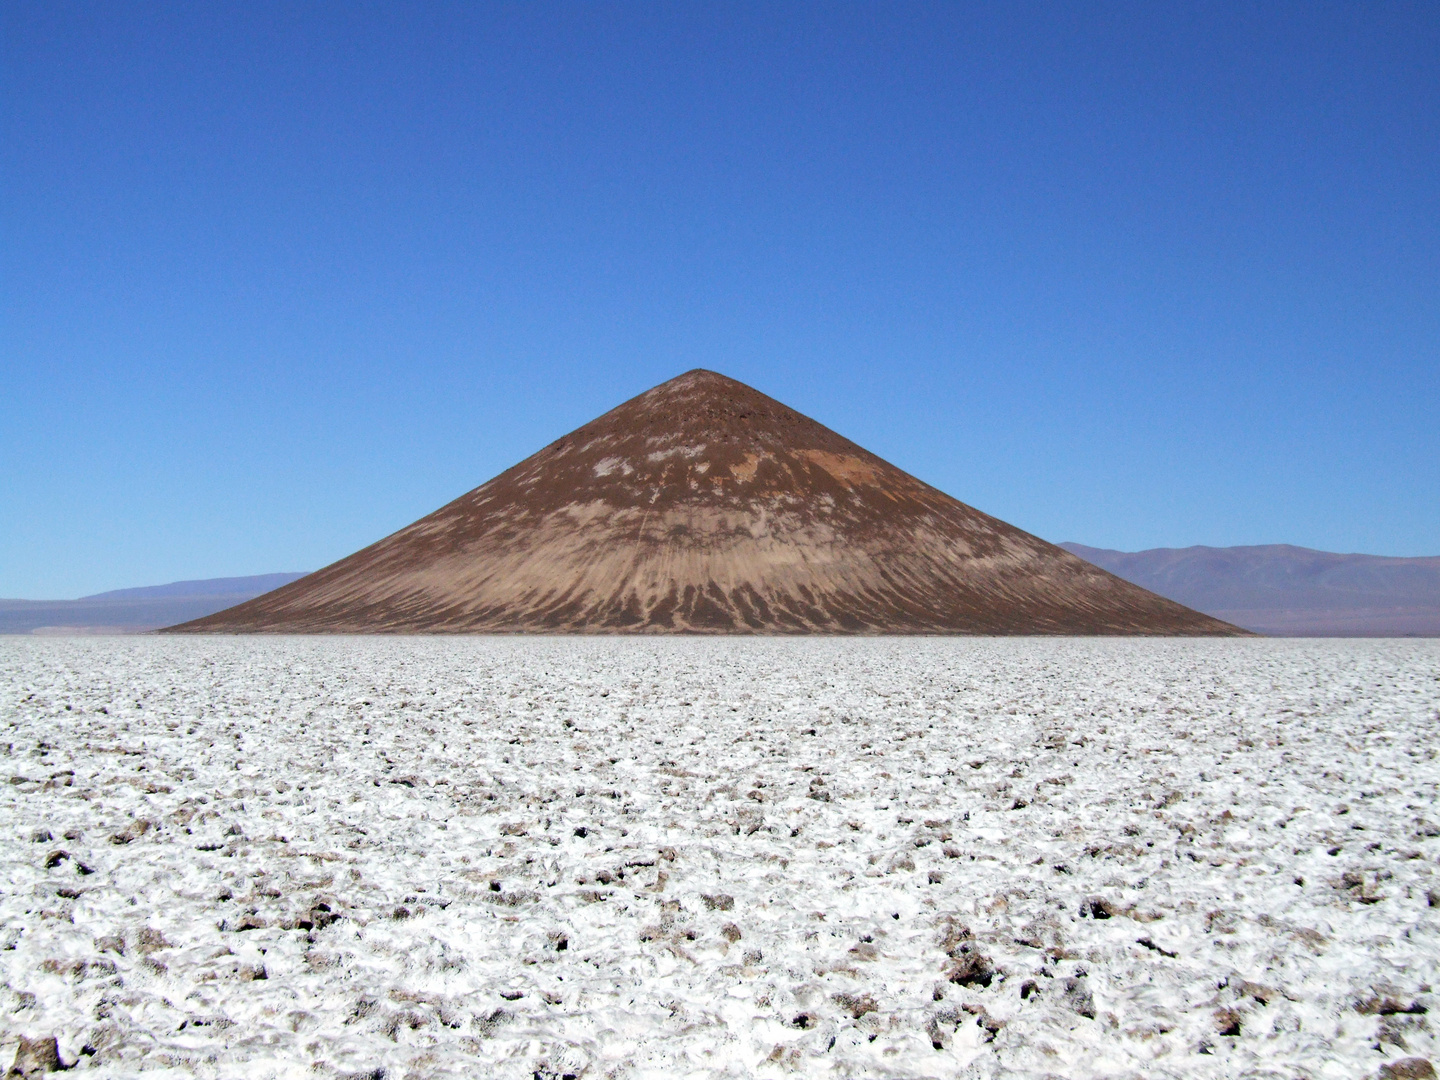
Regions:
[[0, 636, 1437, 1079]]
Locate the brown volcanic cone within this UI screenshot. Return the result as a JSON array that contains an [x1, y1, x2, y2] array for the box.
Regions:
[[168, 370, 1244, 635]]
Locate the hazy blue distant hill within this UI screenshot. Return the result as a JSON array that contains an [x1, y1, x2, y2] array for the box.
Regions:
[[83, 574, 309, 602], [0, 573, 309, 634], [1062, 544, 1440, 637], [9, 550, 1440, 637]]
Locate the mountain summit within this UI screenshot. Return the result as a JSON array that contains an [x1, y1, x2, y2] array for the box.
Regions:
[[168, 370, 1242, 634]]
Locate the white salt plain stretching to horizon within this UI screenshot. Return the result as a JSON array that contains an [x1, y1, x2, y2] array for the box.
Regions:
[[1, 636, 1437, 1079]]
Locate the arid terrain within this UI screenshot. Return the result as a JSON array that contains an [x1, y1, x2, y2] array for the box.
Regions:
[[171, 372, 1237, 635], [1062, 544, 1440, 637], [0, 576, 308, 637], [3, 636, 1436, 1078]]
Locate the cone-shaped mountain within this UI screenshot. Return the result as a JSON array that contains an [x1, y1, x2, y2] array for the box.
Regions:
[[169, 371, 1244, 634]]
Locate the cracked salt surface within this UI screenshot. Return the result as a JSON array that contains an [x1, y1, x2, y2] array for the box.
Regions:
[[1, 637, 1438, 1079]]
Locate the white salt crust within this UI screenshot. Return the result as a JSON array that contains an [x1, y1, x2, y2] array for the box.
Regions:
[[1, 637, 1437, 1079]]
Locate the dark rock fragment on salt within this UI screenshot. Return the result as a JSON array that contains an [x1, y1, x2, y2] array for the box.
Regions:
[[1379, 1058, 1436, 1080], [938, 920, 972, 955], [6, 1034, 63, 1077], [946, 952, 994, 988], [962, 1002, 1003, 1041], [734, 809, 763, 835], [1358, 997, 1429, 1016], [927, 1008, 960, 1048], [1137, 936, 1178, 958], [1214, 1008, 1242, 1036], [135, 927, 170, 954], [95, 933, 124, 954], [472, 1008, 510, 1037], [291, 902, 338, 931], [833, 992, 877, 1019], [1064, 976, 1096, 1019], [109, 818, 153, 845]]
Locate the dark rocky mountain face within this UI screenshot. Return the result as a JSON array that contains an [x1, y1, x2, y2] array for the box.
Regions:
[[170, 371, 1242, 634]]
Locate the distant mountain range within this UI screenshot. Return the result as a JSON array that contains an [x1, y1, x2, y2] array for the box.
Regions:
[[4, 543, 1437, 637], [1061, 544, 1440, 637], [0, 573, 308, 635]]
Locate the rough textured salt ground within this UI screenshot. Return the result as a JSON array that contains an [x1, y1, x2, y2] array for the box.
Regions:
[[1, 637, 1437, 1080]]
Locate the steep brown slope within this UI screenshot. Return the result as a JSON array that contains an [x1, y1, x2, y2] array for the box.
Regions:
[[168, 371, 1244, 635]]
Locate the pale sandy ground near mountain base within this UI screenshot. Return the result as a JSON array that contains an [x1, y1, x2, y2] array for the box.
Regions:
[[1, 637, 1438, 1080]]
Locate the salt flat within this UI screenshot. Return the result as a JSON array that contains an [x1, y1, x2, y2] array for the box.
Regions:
[[1, 638, 1437, 1080]]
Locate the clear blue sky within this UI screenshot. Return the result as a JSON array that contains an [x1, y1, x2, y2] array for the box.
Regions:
[[3, 2, 1437, 597]]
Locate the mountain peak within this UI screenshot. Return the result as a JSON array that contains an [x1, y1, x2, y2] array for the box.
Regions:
[[169, 372, 1242, 635]]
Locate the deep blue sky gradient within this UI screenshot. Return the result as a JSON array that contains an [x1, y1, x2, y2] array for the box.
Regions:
[[3, 2, 1437, 597]]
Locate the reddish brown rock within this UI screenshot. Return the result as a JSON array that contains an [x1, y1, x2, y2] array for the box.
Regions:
[[1380, 1060, 1436, 1080], [167, 370, 1245, 635], [6, 1035, 63, 1077]]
